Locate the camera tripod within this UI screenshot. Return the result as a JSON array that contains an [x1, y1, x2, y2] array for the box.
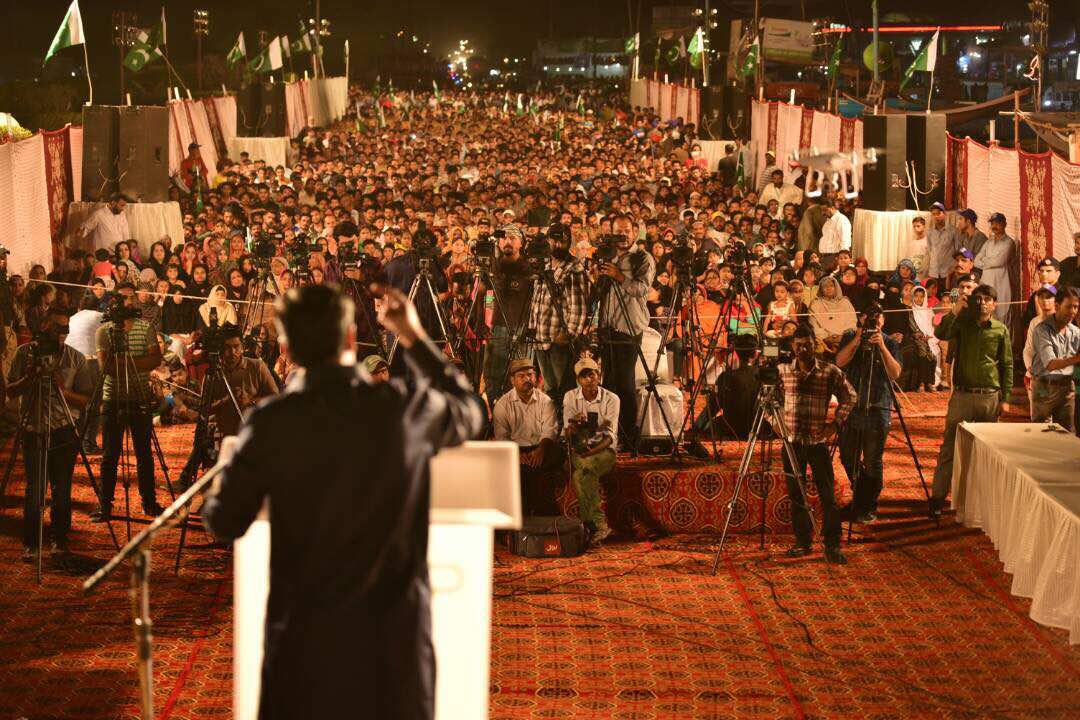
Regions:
[[85, 321, 177, 540], [173, 340, 243, 573], [710, 379, 814, 574], [0, 353, 119, 582], [450, 253, 523, 395], [834, 334, 937, 531], [387, 256, 455, 365], [341, 272, 390, 360]]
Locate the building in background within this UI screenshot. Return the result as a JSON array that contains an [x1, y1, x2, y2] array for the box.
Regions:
[[533, 38, 630, 80]]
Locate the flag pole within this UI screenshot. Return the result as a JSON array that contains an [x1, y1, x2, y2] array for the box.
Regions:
[[926, 68, 934, 114], [82, 36, 93, 105]]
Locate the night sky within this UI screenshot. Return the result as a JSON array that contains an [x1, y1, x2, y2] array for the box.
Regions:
[[2, 0, 1076, 82]]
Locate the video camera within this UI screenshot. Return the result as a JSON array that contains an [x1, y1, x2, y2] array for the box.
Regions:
[[102, 296, 141, 324], [524, 233, 552, 269], [755, 335, 794, 384], [412, 221, 442, 265], [593, 234, 622, 264], [724, 239, 757, 275]]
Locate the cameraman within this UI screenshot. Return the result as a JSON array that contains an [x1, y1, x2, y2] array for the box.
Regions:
[[8, 307, 92, 557], [777, 326, 856, 564], [94, 283, 164, 520], [202, 285, 483, 719], [563, 357, 619, 546], [334, 220, 383, 360], [384, 226, 448, 372], [529, 223, 590, 416], [209, 327, 279, 437], [596, 214, 655, 447], [482, 226, 534, 407], [930, 284, 1013, 517], [834, 303, 902, 523]]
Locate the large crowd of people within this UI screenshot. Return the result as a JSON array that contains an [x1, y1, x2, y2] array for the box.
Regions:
[[5, 84, 1080, 565]]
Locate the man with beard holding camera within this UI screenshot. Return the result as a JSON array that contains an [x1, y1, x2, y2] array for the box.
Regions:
[[930, 283, 1013, 517], [203, 284, 484, 720], [209, 328, 279, 437], [8, 307, 93, 559], [482, 226, 534, 408], [834, 303, 902, 523], [529, 223, 590, 417], [778, 326, 856, 564], [93, 283, 164, 520], [596, 214, 655, 447]]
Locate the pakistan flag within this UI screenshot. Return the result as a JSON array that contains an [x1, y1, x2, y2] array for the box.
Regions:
[[124, 22, 163, 72]]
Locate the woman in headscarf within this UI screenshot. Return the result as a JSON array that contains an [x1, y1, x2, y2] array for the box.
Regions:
[[808, 275, 857, 354], [838, 266, 873, 314], [195, 284, 239, 333], [900, 285, 939, 392]]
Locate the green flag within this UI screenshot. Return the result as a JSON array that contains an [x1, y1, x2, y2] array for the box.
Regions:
[[291, 31, 313, 55], [624, 33, 639, 55], [432, 79, 440, 100], [124, 22, 164, 73], [516, 93, 524, 116], [502, 92, 509, 114], [826, 37, 843, 79], [44, 0, 85, 65], [575, 93, 584, 114], [249, 38, 283, 74], [900, 29, 939, 91], [226, 32, 246, 67], [734, 151, 745, 188], [688, 28, 704, 68], [741, 39, 759, 78]]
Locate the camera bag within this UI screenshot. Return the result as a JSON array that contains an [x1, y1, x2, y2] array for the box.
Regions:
[[509, 516, 587, 558]]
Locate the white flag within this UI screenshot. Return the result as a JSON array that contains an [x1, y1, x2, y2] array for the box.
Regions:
[[280, 35, 291, 59], [268, 36, 283, 70], [923, 29, 939, 73]]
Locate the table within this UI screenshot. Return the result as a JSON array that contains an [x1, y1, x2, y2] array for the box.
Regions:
[[952, 422, 1080, 643]]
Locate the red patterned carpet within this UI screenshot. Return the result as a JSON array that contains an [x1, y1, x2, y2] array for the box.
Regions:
[[1, 393, 1079, 720]]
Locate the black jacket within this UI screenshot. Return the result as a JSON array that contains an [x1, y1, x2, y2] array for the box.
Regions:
[[202, 340, 484, 720]]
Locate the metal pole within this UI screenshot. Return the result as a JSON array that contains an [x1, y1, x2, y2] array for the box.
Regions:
[[872, 0, 880, 84], [196, 34, 203, 92], [753, 0, 761, 98], [315, 0, 323, 79]]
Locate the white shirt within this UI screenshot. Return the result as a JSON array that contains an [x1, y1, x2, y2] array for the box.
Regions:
[[819, 211, 852, 254], [66, 309, 104, 358], [492, 389, 559, 447], [759, 183, 803, 211], [83, 205, 130, 251], [562, 386, 620, 445]]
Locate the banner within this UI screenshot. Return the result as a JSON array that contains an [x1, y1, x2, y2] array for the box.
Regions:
[[799, 106, 814, 150], [41, 127, 73, 255], [761, 18, 815, 64], [1018, 151, 1053, 300]]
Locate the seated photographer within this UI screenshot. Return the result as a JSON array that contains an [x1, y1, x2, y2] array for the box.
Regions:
[[562, 357, 619, 546], [8, 307, 93, 558], [834, 304, 902, 523], [208, 326, 279, 437], [492, 358, 564, 517], [692, 334, 760, 440]]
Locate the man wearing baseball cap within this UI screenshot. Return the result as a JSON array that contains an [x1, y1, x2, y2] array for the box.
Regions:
[[955, 208, 987, 259], [973, 212, 1015, 324], [181, 142, 208, 192], [926, 202, 959, 283], [562, 357, 619, 546], [942, 248, 980, 298], [363, 354, 390, 383], [492, 358, 563, 516]]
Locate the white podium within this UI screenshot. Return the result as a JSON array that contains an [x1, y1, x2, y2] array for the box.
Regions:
[[232, 441, 521, 720]]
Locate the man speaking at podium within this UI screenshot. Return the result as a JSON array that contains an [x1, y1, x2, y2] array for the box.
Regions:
[[202, 284, 484, 720]]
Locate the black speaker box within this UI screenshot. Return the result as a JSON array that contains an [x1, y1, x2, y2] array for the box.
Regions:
[[700, 85, 749, 140], [905, 114, 947, 209], [861, 114, 908, 212], [117, 106, 169, 203], [237, 82, 287, 138], [81, 105, 119, 202]]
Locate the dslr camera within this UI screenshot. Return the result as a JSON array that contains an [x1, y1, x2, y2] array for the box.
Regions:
[[569, 411, 606, 455], [593, 234, 622, 264]]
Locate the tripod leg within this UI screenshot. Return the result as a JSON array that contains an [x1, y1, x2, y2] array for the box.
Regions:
[[0, 431, 23, 512], [711, 401, 770, 574], [891, 392, 939, 526]]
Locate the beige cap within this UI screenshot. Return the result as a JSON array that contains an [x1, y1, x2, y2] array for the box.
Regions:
[[574, 357, 600, 376]]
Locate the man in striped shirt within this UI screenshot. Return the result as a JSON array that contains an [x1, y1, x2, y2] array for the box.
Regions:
[[93, 283, 163, 520], [775, 326, 856, 564]]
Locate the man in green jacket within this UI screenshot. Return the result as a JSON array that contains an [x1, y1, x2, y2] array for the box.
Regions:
[[930, 282, 1013, 516]]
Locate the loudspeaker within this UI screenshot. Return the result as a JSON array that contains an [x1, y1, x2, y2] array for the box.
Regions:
[[81, 105, 119, 202], [700, 85, 749, 140], [117, 106, 169, 203], [237, 82, 286, 138], [861, 114, 907, 212], [905, 113, 947, 209]]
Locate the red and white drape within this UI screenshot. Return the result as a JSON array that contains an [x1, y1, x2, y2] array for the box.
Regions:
[[750, 100, 863, 187], [629, 78, 701, 127]]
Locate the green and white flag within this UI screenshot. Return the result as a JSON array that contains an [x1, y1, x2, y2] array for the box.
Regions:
[[741, 39, 759, 78], [226, 32, 246, 67], [44, 0, 85, 65], [900, 29, 939, 91], [249, 37, 283, 74], [502, 92, 509, 114], [625, 33, 639, 55], [432, 79, 440, 100], [291, 24, 313, 54], [123, 22, 164, 73], [280, 35, 291, 59], [687, 28, 704, 68], [575, 93, 584, 114], [376, 101, 386, 128], [516, 93, 524, 115], [734, 150, 745, 188], [826, 37, 843, 79]]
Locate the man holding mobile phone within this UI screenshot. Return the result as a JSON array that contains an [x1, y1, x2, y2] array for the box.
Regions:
[[563, 358, 620, 547]]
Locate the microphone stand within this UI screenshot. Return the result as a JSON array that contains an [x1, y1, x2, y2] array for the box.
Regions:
[[82, 443, 232, 720]]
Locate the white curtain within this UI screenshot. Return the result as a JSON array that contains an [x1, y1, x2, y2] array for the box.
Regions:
[[70, 125, 83, 202], [853, 208, 931, 271], [0, 135, 54, 274], [67, 201, 183, 257], [1051, 154, 1080, 259], [228, 137, 290, 169], [187, 101, 220, 178], [213, 95, 238, 148], [285, 81, 307, 137]]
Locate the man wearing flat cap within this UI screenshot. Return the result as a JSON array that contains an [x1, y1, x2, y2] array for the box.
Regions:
[[562, 357, 619, 546], [493, 358, 563, 516], [973, 212, 1015, 324]]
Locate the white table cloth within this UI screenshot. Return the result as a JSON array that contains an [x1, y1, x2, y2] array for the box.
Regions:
[[952, 422, 1080, 643], [227, 136, 290, 169]]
